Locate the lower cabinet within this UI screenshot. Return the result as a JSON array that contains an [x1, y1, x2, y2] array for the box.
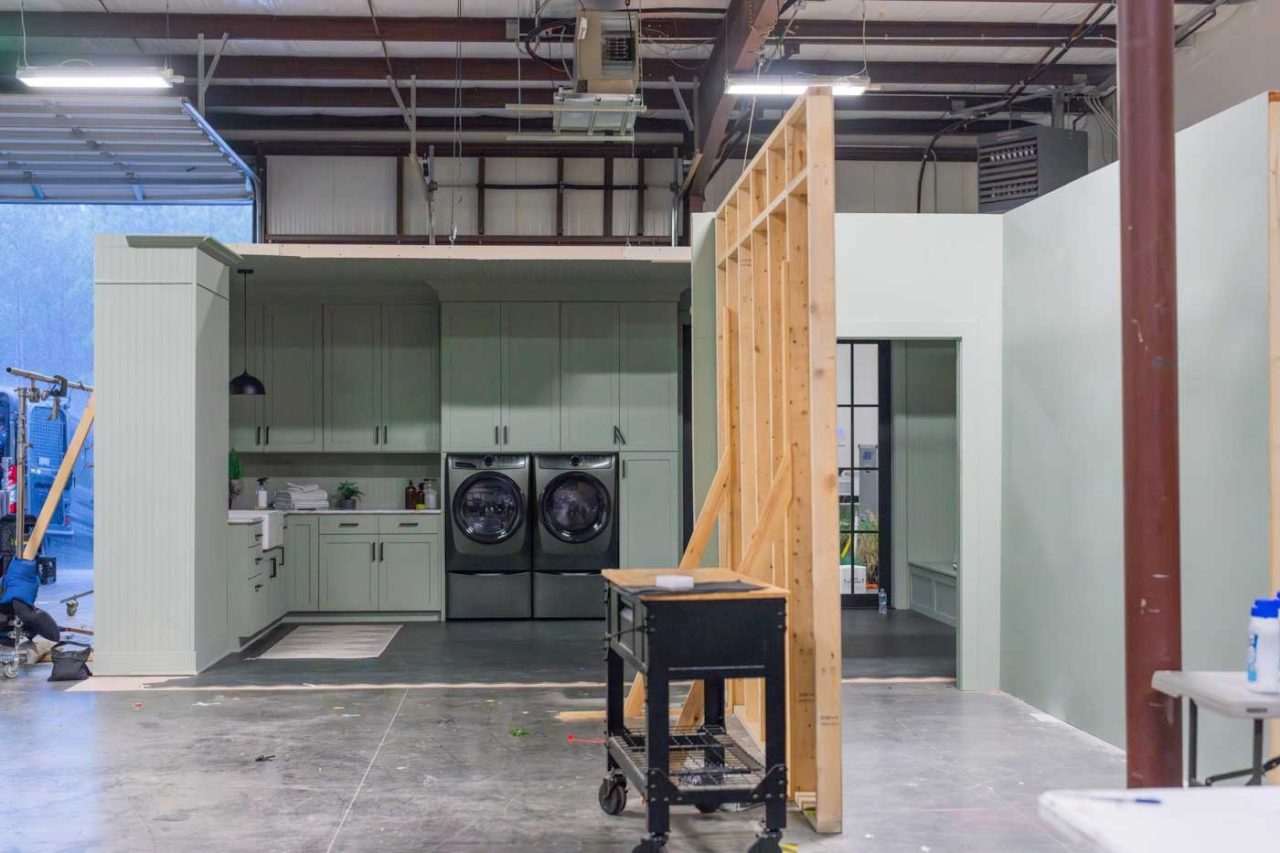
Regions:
[[619, 451, 680, 568], [284, 517, 319, 612], [378, 535, 442, 611], [319, 535, 379, 611], [312, 514, 443, 614], [227, 523, 280, 648]]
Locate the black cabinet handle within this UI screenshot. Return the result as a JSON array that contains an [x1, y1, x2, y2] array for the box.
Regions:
[[617, 426, 627, 445], [339, 522, 358, 528], [493, 425, 499, 445], [256, 426, 261, 445], [398, 522, 418, 528], [265, 425, 270, 445], [254, 583, 263, 591], [383, 425, 388, 444], [379, 542, 384, 562], [371, 542, 376, 562], [503, 425, 508, 444], [270, 557, 278, 579], [374, 425, 380, 445]]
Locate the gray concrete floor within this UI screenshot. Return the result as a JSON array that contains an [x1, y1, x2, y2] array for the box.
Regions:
[[0, 619, 1122, 852]]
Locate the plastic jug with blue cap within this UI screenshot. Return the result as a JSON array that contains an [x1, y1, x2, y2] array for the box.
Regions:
[[1247, 597, 1280, 694]]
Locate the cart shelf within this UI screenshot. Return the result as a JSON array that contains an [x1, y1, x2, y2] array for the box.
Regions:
[[608, 725, 767, 791]]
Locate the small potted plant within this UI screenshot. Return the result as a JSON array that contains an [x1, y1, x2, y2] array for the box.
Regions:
[[228, 448, 244, 509], [335, 481, 363, 511]]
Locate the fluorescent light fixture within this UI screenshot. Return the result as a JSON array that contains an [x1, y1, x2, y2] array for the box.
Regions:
[[16, 65, 182, 89], [725, 74, 870, 98]]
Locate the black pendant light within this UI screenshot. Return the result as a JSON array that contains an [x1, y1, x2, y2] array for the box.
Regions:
[[230, 268, 266, 396]]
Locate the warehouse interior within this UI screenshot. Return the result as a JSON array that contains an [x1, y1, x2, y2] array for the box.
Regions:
[[2, 1, 1280, 851]]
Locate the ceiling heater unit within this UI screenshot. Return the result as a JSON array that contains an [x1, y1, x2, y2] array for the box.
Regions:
[[976, 126, 1088, 213]]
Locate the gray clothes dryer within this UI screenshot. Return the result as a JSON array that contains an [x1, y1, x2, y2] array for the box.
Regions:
[[445, 453, 532, 619], [531, 453, 618, 618]]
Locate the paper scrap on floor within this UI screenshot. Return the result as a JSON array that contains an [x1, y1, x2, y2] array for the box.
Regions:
[[253, 624, 401, 660]]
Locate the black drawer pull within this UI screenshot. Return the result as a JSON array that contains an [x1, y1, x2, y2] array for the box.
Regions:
[[398, 522, 418, 527], [338, 522, 359, 528]]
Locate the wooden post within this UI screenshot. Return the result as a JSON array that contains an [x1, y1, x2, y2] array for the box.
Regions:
[[1119, 0, 1183, 789], [1267, 94, 1280, 780]]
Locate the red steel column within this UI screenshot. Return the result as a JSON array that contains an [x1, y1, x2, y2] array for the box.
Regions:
[[1119, 0, 1183, 788]]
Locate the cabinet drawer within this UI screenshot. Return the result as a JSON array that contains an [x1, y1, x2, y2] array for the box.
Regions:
[[378, 514, 441, 535], [318, 515, 378, 535]]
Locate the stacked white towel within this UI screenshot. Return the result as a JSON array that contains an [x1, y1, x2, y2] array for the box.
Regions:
[[273, 482, 329, 510]]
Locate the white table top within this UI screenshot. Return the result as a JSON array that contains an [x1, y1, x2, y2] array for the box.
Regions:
[[1152, 670, 1280, 719], [1041, 787, 1280, 853]]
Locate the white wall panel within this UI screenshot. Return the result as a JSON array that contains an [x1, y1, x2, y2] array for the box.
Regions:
[[563, 158, 604, 237], [486, 157, 557, 236], [403, 156, 479, 238], [268, 156, 396, 236]]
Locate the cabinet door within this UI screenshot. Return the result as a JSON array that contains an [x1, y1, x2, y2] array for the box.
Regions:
[[441, 302, 502, 451], [619, 452, 680, 568], [319, 536, 378, 611], [382, 305, 439, 452], [229, 296, 264, 451], [324, 304, 382, 451], [262, 302, 324, 452], [619, 303, 679, 451], [377, 535, 440, 611], [560, 303, 620, 451], [502, 302, 560, 451], [284, 518, 318, 612]]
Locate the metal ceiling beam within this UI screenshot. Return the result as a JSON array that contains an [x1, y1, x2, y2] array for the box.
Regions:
[[762, 59, 1111, 87], [781, 19, 1116, 47], [691, 0, 782, 198], [0, 13, 722, 43], [207, 114, 691, 134]]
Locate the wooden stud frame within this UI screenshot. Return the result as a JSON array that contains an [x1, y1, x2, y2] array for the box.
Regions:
[[712, 87, 841, 834], [1267, 93, 1280, 778]]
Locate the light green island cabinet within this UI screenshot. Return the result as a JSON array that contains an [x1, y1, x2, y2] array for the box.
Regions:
[[619, 451, 680, 568], [441, 301, 560, 451], [324, 304, 439, 452], [283, 515, 318, 612], [561, 302, 678, 451]]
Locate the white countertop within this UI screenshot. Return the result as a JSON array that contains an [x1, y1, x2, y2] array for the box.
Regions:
[[229, 508, 441, 523]]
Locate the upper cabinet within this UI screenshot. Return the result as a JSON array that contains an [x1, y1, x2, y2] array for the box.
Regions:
[[619, 302, 679, 451], [324, 303, 439, 453], [441, 302, 503, 451], [441, 302, 561, 452], [561, 302, 678, 452], [262, 302, 324, 452]]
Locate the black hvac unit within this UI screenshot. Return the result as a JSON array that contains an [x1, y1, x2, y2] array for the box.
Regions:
[[977, 126, 1088, 213]]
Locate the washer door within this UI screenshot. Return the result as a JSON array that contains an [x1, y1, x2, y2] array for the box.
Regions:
[[540, 473, 611, 544], [453, 473, 525, 544]]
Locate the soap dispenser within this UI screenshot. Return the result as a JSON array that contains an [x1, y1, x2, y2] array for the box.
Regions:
[[415, 481, 426, 511], [404, 479, 417, 510], [255, 478, 269, 510]]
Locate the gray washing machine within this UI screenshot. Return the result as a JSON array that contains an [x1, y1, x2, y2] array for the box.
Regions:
[[446, 453, 532, 619], [531, 453, 618, 618]]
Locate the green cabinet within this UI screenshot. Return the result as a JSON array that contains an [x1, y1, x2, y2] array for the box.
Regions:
[[382, 306, 440, 452], [441, 303, 502, 451], [319, 535, 378, 611], [619, 303, 679, 451], [560, 302, 620, 450], [442, 302, 560, 451], [229, 292, 264, 451], [324, 304, 382, 451], [502, 302, 560, 450], [283, 516, 318, 612], [377, 535, 441, 611], [325, 304, 438, 452], [561, 302, 678, 452], [262, 302, 324, 452], [619, 452, 680, 568]]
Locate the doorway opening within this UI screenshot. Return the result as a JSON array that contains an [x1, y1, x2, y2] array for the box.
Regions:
[[839, 338, 958, 680]]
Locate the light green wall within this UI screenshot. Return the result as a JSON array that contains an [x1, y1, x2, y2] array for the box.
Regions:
[[1002, 94, 1273, 774], [690, 212, 719, 565]]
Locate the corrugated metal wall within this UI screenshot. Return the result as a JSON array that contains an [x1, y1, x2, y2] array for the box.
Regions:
[[267, 154, 681, 240]]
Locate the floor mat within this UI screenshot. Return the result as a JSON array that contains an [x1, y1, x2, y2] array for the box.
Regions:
[[253, 624, 401, 660]]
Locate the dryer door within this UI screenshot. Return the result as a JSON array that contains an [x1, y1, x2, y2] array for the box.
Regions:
[[453, 473, 525, 544], [540, 473, 611, 544]]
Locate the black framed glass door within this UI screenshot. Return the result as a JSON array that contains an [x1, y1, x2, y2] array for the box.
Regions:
[[838, 340, 892, 609]]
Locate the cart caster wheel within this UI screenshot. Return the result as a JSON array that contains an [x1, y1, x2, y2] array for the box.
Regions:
[[2, 662, 18, 679], [632, 836, 667, 853], [747, 835, 782, 853], [598, 777, 627, 816], [66, 601, 78, 617], [695, 802, 719, 814]]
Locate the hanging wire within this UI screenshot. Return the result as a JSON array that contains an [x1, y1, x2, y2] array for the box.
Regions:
[[450, 0, 463, 243], [18, 0, 28, 68]]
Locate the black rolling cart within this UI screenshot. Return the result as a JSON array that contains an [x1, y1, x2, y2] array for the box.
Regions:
[[598, 568, 788, 853]]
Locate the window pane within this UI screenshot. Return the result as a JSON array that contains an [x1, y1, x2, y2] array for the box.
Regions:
[[837, 342, 852, 405], [853, 343, 879, 404], [854, 469, 881, 519], [837, 405, 851, 469], [853, 406, 878, 465], [852, 532, 880, 593]]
